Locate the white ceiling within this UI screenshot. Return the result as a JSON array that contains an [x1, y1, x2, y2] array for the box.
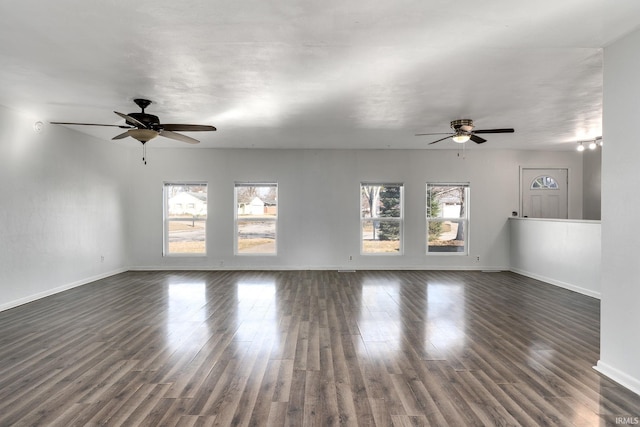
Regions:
[[2, 0, 640, 150]]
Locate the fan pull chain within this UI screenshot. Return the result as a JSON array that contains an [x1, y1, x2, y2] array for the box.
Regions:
[[457, 142, 466, 159], [142, 142, 147, 165]]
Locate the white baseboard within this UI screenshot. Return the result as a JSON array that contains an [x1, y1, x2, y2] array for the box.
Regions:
[[0, 268, 128, 312], [128, 264, 508, 272], [594, 360, 640, 397], [510, 268, 601, 299]]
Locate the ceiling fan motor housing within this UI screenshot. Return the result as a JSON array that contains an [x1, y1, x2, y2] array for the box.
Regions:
[[127, 99, 160, 129], [126, 112, 160, 129], [451, 119, 474, 131]]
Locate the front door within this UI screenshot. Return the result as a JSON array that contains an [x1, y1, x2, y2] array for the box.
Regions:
[[521, 168, 568, 218]]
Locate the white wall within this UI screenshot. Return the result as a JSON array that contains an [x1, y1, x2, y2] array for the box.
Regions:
[[127, 147, 583, 271], [583, 148, 602, 220], [509, 218, 601, 298], [0, 106, 586, 309], [596, 27, 640, 395], [0, 106, 130, 310]]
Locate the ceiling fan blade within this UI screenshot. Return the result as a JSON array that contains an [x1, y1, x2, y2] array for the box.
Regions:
[[160, 130, 200, 144], [50, 121, 133, 129], [114, 111, 148, 128], [473, 128, 515, 134], [428, 135, 454, 145], [470, 134, 487, 144], [112, 131, 131, 140], [415, 132, 452, 136], [161, 124, 217, 132]]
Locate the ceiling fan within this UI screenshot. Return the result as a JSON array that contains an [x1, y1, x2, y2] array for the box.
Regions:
[[416, 119, 514, 145], [51, 98, 216, 145]]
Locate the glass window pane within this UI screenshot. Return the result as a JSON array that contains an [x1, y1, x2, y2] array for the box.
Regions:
[[427, 183, 468, 255], [237, 220, 276, 254], [167, 220, 206, 254], [427, 185, 467, 219], [235, 184, 277, 255], [167, 185, 208, 218], [361, 220, 401, 253], [427, 220, 466, 253], [361, 185, 402, 219], [361, 183, 403, 255], [165, 184, 207, 255], [236, 185, 278, 218]]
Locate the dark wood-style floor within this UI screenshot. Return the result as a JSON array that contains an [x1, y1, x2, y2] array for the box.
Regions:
[[1, 270, 639, 426]]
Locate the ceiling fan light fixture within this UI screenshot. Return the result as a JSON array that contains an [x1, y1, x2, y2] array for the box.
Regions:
[[452, 134, 471, 143], [129, 128, 159, 143]]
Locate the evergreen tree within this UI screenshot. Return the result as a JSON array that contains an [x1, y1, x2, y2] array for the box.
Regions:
[[378, 185, 400, 240], [428, 192, 443, 241]]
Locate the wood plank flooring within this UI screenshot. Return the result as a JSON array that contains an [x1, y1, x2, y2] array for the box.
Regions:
[[1, 270, 639, 426]]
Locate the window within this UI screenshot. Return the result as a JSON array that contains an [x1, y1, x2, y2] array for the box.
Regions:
[[427, 183, 469, 254], [531, 175, 559, 189], [163, 183, 207, 255], [235, 183, 278, 255], [360, 183, 403, 254]]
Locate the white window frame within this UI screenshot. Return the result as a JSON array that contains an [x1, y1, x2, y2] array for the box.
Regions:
[[360, 183, 404, 256], [426, 183, 469, 256], [163, 182, 208, 257], [234, 182, 278, 256]]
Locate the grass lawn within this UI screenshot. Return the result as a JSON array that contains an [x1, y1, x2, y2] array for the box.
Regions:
[[168, 239, 276, 254], [168, 241, 206, 254], [238, 238, 275, 253], [362, 240, 400, 253]]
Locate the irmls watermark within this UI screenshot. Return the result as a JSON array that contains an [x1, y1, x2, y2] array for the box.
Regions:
[[615, 416, 639, 425]]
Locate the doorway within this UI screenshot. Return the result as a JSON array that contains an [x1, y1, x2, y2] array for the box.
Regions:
[[520, 168, 568, 219]]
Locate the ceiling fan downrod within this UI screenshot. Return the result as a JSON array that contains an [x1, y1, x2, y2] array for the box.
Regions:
[[134, 98, 152, 113]]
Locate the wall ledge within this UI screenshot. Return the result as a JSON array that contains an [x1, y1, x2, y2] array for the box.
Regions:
[[509, 217, 600, 224]]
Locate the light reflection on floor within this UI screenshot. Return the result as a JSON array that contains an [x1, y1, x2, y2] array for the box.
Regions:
[[359, 278, 402, 346], [235, 279, 278, 345], [166, 280, 208, 351], [424, 282, 466, 355], [357, 277, 466, 360]]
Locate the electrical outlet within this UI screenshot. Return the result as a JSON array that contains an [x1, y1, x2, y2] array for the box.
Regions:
[[349, 255, 353, 261], [475, 256, 480, 263], [100, 255, 105, 263]]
